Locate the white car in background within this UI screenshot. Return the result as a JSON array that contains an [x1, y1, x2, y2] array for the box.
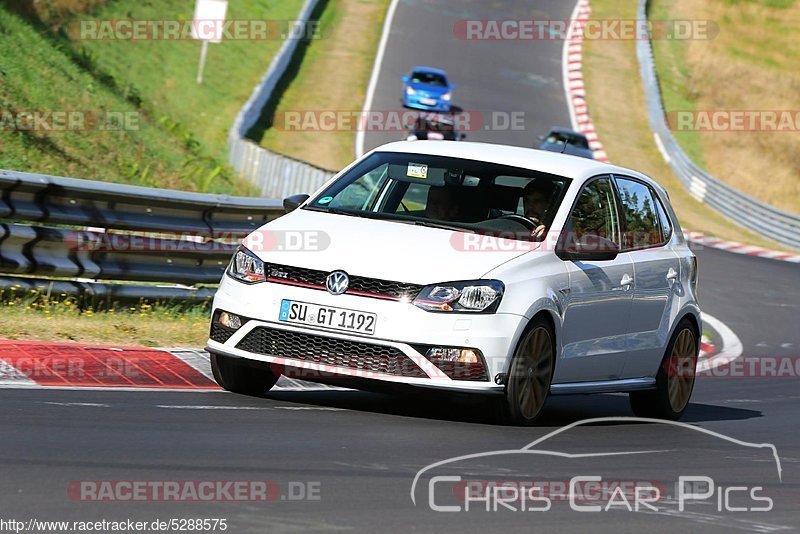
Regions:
[[207, 141, 701, 425]]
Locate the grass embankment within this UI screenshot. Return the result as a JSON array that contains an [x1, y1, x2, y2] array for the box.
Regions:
[[0, 288, 209, 347], [650, 0, 800, 214], [1, 0, 305, 193], [582, 0, 798, 251], [257, 0, 392, 170]]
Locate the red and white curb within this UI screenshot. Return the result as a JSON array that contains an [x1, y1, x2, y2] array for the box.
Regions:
[[0, 314, 737, 391], [0, 341, 341, 392], [683, 231, 800, 263], [563, 0, 800, 264], [698, 313, 743, 373], [563, 0, 609, 163]]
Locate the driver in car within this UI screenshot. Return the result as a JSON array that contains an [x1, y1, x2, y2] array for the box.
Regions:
[[522, 179, 557, 239]]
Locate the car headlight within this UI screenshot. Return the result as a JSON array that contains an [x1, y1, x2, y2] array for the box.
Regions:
[[226, 246, 266, 284], [406, 87, 417, 95], [413, 280, 504, 313], [442, 92, 452, 101]]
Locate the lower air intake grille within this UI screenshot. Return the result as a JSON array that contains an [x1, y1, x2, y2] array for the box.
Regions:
[[236, 327, 427, 378], [210, 322, 237, 344]]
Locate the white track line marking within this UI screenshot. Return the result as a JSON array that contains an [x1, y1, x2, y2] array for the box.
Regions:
[[41, 402, 110, 408], [0, 384, 221, 393], [156, 405, 271, 410], [355, 0, 401, 158]]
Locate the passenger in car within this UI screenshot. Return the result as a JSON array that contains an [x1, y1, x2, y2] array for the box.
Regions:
[[424, 185, 460, 221]]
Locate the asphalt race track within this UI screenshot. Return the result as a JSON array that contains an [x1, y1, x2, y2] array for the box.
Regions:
[[361, 0, 574, 153], [2, 0, 799, 532]]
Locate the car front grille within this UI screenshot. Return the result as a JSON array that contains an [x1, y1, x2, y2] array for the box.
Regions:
[[265, 263, 423, 301], [236, 327, 427, 378]]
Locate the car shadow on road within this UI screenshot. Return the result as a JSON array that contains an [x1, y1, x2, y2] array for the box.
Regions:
[[265, 388, 761, 427]]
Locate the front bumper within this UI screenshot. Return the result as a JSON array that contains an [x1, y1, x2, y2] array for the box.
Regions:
[[402, 94, 451, 112], [208, 278, 526, 393]]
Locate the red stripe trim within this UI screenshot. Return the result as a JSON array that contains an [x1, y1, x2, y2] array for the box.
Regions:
[[267, 278, 401, 301], [267, 278, 325, 290]]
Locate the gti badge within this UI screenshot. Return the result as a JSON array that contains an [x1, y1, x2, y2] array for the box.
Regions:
[[326, 270, 349, 295]]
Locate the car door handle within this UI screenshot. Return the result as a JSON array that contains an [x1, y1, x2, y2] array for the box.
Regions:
[[666, 268, 678, 285], [620, 274, 633, 290]]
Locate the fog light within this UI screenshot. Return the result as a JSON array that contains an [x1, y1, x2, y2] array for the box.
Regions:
[[425, 347, 479, 364], [218, 311, 242, 330]]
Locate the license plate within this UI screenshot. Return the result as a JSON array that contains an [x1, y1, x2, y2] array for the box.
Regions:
[[420, 98, 437, 106], [279, 300, 377, 335]]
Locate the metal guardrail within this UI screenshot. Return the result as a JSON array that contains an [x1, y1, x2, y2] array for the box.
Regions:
[[0, 169, 284, 302], [637, 0, 800, 250], [227, 0, 336, 199]]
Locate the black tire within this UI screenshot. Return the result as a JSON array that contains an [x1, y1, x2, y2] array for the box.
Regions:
[[629, 318, 699, 420], [211, 353, 280, 397], [495, 317, 555, 426]]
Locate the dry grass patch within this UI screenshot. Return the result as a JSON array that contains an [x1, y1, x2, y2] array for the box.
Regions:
[[652, 0, 800, 213], [259, 0, 391, 170], [583, 0, 797, 251], [0, 289, 209, 347]]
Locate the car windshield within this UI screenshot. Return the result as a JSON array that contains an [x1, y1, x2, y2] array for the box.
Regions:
[[546, 131, 590, 149], [410, 72, 448, 87], [306, 152, 570, 241]]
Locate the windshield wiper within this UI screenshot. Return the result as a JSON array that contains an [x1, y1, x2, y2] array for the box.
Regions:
[[406, 220, 476, 233], [306, 206, 475, 233], [304, 206, 371, 219]]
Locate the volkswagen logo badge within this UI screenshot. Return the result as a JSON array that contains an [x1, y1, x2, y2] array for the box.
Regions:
[[325, 270, 349, 295]]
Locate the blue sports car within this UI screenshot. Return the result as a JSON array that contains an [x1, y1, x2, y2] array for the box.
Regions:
[[401, 66, 455, 112]]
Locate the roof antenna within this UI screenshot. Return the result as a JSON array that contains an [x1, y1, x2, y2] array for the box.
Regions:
[[560, 140, 569, 154]]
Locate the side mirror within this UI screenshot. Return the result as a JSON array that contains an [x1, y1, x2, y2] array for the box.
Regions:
[[458, 133, 467, 141], [402, 76, 409, 83], [556, 234, 619, 262], [450, 83, 458, 89], [283, 194, 310, 213]]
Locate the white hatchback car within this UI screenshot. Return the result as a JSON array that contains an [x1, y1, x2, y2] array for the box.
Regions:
[[208, 141, 701, 425]]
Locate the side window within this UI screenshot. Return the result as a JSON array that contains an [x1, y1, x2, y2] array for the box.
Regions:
[[654, 194, 674, 242], [394, 182, 429, 213], [568, 177, 620, 245], [615, 177, 664, 250]]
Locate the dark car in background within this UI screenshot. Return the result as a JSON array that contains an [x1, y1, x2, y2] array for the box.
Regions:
[[537, 127, 594, 159], [405, 114, 464, 141]]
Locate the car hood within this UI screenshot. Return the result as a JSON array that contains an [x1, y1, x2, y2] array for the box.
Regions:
[[242, 208, 537, 285]]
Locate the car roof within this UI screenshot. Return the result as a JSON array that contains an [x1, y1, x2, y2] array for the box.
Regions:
[[410, 66, 448, 76], [372, 140, 659, 188]]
